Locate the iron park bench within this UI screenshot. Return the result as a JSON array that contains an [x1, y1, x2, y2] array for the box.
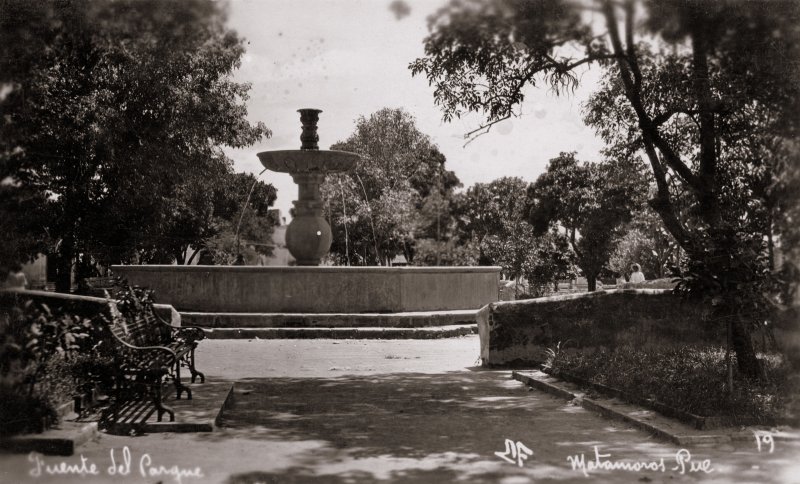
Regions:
[[140, 299, 206, 397], [106, 297, 206, 424]]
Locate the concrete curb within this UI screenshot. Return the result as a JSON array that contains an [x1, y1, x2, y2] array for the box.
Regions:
[[511, 371, 799, 447], [0, 421, 98, 456], [214, 383, 236, 428], [578, 397, 700, 446], [203, 324, 478, 339]]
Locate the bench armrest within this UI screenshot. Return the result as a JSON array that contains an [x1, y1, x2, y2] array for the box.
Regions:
[[110, 333, 178, 361], [151, 310, 206, 342]]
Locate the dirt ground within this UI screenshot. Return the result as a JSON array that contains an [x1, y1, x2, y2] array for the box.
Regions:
[[2, 336, 799, 483]]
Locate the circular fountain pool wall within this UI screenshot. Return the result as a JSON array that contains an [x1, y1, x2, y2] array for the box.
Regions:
[[110, 265, 501, 313]]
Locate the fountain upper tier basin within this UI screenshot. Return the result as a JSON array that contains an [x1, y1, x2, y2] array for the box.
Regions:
[[257, 149, 360, 173]]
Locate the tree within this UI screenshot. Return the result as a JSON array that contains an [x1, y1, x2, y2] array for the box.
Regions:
[[411, 238, 479, 267], [0, 0, 270, 290], [414, 189, 455, 265], [194, 172, 278, 265], [522, 230, 576, 296], [452, 176, 575, 292], [451, 176, 529, 265], [483, 224, 575, 296], [321, 108, 459, 265], [527, 153, 646, 291], [411, 0, 800, 377]]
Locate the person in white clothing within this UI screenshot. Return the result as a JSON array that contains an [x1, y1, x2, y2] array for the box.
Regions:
[[629, 263, 646, 284]]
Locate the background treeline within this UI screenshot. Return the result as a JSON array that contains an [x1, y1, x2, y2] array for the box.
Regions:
[[320, 107, 688, 298]]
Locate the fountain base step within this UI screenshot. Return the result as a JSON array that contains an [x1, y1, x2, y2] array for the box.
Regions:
[[180, 309, 478, 329], [201, 324, 477, 339]]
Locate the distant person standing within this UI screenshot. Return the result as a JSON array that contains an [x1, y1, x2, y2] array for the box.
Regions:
[[630, 264, 646, 284]]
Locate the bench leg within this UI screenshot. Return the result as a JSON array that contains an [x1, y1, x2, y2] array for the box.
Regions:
[[153, 379, 175, 422], [189, 348, 205, 384], [174, 362, 192, 400]]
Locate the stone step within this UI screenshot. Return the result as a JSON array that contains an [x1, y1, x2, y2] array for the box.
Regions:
[[181, 309, 478, 328], [202, 324, 477, 339]]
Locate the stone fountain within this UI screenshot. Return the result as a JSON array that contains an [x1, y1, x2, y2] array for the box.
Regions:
[[256, 109, 359, 265], [112, 109, 500, 334]]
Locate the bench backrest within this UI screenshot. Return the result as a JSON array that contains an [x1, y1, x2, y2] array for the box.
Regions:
[[109, 308, 168, 348]]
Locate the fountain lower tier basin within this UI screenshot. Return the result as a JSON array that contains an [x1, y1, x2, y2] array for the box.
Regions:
[[110, 265, 501, 313]]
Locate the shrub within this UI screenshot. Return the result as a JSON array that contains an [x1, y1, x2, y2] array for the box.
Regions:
[[0, 300, 109, 435], [0, 386, 56, 435], [549, 345, 796, 421]]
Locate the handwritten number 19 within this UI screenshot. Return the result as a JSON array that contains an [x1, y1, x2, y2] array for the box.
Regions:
[[754, 432, 775, 453]]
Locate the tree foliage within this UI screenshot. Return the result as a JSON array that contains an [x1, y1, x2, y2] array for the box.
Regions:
[[321, 108, 459, 265], [452, 176, 576, 291], [412, 0, 800, 377], [411, 238, 479, 267], [0, 0, 271, 289], [198, 172, 278, 265], [451, 176, 528, 261]]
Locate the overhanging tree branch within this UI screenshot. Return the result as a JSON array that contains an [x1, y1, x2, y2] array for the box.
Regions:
[[463, 114, 512, 146], [602, 0, 701, 192], [652, 108, 699, 127], [602, 1, 692, 248]]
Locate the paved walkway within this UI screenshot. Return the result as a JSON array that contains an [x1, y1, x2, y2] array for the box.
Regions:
[[2, 336, 799, 483]]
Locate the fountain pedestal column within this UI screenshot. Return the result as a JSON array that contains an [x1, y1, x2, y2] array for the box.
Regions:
[[258, 108, 359, 266], [286, 172, 331, 265]]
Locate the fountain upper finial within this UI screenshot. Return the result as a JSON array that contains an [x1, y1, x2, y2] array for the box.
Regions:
[[298, 108, 322, 150]]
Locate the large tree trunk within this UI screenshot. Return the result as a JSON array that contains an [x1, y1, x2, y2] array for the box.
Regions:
[[174, 247, 185, 265], [731, 313, 763, 379], [604, 4, 763, 378], [587, 274, 597, 292], [74, 252, 95, 295], [54, 238, 74, 293]]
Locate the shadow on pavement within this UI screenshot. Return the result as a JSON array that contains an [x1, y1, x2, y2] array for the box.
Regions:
[[196, 371, 716, 483]]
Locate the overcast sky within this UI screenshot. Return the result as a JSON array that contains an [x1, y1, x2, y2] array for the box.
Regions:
[[223, 0, 606, 221]]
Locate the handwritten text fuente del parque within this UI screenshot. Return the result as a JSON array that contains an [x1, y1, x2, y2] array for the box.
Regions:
[[28, 446, 203, 484]]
